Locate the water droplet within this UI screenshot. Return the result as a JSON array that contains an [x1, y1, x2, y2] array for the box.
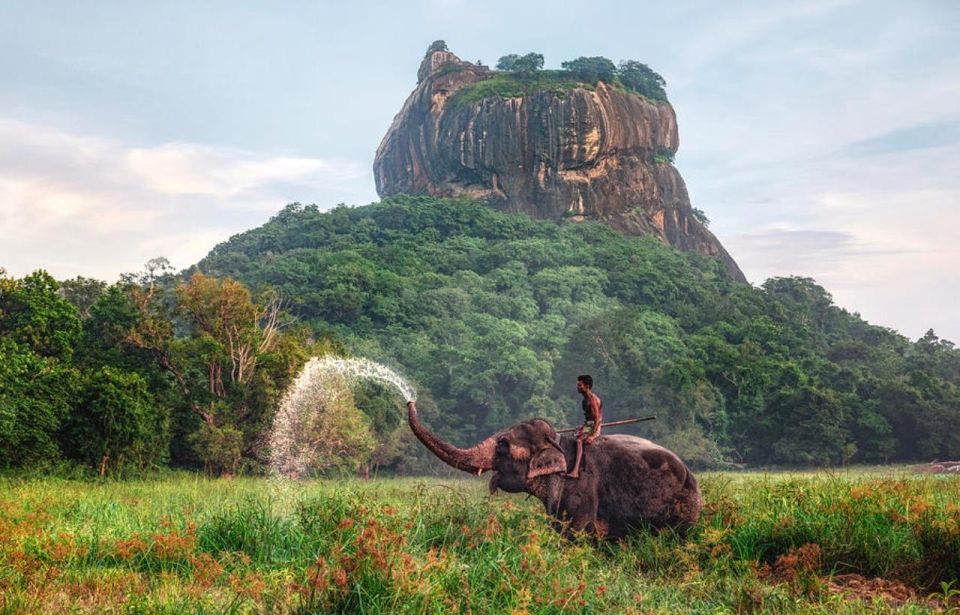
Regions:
[[267, 357, 415, 478]]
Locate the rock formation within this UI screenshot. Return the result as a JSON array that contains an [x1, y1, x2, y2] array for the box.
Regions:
[[374, 48, 746, 282]]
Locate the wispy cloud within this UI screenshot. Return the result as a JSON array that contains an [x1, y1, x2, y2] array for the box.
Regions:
[[669, 0, 855, 83], [846, 120, 960, 155], [719, 142, 960, 341], [126, 143, 365, 198], [0, 118, 374, 280]]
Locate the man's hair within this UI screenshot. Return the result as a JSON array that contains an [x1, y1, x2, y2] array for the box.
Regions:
[[577, 374, 593, 388]]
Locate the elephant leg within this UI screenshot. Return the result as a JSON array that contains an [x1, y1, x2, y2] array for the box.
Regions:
[[564, 438, 584, 479], [562, 488, 600, 537]]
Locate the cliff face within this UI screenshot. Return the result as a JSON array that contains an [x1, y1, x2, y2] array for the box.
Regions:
[[374, 49, 746, 282]]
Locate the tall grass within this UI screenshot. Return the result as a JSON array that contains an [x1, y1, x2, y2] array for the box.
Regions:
[[0, 470, 957, 613]]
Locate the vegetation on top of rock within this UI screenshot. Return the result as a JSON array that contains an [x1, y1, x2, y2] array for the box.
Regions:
[[449, 70, 594, 108], [426, 39, 448, 54], [495, 52, 544, 77], [561, 56, 618, 84], [618, 59, 668, 101], [449, 50, 669, 104]]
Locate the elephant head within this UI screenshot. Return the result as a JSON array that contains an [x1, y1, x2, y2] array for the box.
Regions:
[[407, 401, 567, 493]]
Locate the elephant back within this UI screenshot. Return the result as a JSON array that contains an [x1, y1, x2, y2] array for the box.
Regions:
[[597, 434, 701, 531]]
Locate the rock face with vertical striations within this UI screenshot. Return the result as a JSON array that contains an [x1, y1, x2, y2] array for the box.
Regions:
[[374, 48, 746, 282]]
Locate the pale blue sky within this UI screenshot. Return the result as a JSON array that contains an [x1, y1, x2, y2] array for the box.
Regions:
[[1, 0, 958, 342]]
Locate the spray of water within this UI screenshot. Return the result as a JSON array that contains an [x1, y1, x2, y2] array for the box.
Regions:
[[268, 356, 416, 478]]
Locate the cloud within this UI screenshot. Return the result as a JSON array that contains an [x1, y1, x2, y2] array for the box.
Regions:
[[846, 120, 960, 155], [716, 140, 960, 342], [0, 118, 374, 281], [726, 228, 858, 272], [669, 0, 855, 83], [126, 143, 365, 198]]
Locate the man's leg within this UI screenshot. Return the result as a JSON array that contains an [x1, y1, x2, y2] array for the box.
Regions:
[[565, 437, 583, 479]]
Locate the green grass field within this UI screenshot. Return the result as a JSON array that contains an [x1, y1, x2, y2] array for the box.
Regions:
[[1, 470, 959, 613]]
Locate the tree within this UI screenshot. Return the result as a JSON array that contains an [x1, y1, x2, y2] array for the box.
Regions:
[[561, 56, 617, 84], [0, 271, 82, 467], [0, 338, 79, 467], [691, 207, 710, 227], [175, 273, 282, 389], [0, 270, 81, 360], [123, 268, 304, 472], [496, 52, 543, 78], [767, 385, 851, 466], [426, 40, 448, 54], [189, 423, 244, 476], [618, 60, 668, 101], [511, 53, 544, 78], [59, 276, 107, 319], [66, 367, 169, 476], [126, 272, 281, 426], [762, 276, 836, 332], [496, 54, 520, 71]]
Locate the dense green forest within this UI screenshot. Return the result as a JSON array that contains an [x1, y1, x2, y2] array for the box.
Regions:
[[2, 195, 958, 474], [197, 195, 960, 467]]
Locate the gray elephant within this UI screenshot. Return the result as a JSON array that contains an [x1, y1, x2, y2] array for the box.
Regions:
[[407, 401, 701, 539]]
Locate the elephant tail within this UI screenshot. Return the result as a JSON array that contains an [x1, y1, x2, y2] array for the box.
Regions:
[[683, 467, 699, 494], [676, 467, 702, 530]]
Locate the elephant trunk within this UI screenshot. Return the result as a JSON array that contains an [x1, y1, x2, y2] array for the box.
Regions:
[[407, 401, 495, 475]]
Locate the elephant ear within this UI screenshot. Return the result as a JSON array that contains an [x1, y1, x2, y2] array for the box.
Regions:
[[527, 446, 567, 479]]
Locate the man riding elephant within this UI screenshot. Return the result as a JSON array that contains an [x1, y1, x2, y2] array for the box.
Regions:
[[565, 374, 602, 479]]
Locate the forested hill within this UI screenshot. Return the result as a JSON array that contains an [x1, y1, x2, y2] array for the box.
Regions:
[[195, 195, 960, 468]]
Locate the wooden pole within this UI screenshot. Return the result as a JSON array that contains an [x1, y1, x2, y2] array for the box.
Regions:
[[556, 415, 656, 434]]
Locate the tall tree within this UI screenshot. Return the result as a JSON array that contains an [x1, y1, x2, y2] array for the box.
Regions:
[[617, 60, 668, 101], [0, 270, 81, 360], [0, 338, 79, 467], [511, 53, 544, 78], [0, 270, 82, 467], [66, 367, 169, 475], [124, 269, 302, 471], [561, 56, 616, 84], [496, 54, 520, 71], [426, 40, 448, 54], [59, 276, 107, 319]]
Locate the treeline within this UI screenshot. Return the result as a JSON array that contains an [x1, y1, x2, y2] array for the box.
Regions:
[[5, 196, 959, 474], [195, 195, 960, 468], [497, 54, 666, 101], [428, 40, 668, 101], [0, 263, 417, 476]]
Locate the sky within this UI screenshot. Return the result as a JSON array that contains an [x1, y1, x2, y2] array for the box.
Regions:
[[1, 0, 958, 342]]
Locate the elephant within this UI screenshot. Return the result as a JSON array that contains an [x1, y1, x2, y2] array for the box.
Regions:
[[407, 401, 701, 539]]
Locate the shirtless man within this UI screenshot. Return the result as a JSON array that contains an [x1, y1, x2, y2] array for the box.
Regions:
[[565, 374, 602, 479]]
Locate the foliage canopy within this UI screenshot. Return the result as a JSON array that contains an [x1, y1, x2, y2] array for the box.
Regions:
[[3, 196, 958, 473], [195, 195, 960, 467]]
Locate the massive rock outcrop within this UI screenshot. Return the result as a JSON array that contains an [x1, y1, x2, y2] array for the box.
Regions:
[[374, 49, 746, 281]]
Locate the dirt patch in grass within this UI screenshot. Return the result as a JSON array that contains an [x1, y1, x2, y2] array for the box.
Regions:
[[827, 574, 960, 610]]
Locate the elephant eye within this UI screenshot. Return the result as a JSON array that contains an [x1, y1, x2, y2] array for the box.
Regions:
[[496, 438, 509, 451]]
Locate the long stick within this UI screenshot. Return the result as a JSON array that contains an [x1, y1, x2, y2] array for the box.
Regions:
[[556, 415, 656, 434]]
